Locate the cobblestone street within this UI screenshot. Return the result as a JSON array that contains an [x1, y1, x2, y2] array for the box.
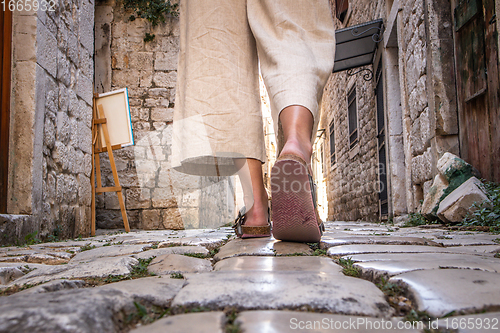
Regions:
[[1, 221, 500, 332]]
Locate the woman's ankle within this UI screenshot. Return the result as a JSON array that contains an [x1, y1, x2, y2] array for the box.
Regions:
[[244, 194, 269, 227], [280, 137, 313, 164]]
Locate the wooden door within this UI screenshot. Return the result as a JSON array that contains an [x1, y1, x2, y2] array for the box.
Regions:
[[454, 0, 500, 182], [0, 9, 12, 213]]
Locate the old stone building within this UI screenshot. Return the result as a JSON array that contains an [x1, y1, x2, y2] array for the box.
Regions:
[[94, 0, 236, 231], [321, 0, 500, 222], [1, 0, 95, 243]]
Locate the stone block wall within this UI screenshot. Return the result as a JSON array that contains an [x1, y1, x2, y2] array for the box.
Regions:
[[322, 0, 460, 220], [38, 0, 95, 238], [321, 0, 384, 222], [94, 0, 235, 230], [5, 0, 94, 241], [398, 0, 432, 212]]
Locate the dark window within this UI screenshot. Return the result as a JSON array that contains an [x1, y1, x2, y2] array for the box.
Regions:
[[329, 120, 335, 165], [348, 87, 358, 150]]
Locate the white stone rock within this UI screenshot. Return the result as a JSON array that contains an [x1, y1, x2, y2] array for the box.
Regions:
[[421, 174, 449, 217], [437, 177, 491, 223], [437, 152, 471, 181]]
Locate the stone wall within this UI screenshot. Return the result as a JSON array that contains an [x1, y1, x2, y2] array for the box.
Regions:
[[94, 0, 235, 230], [321, 0, 385, 222], [4, 0, 94, 242], [322, 0, 459, 220], [399, 0, 431, 212], [38, 0, 95, 238]]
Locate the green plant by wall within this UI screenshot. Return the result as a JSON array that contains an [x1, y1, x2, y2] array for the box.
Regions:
[[402, 213, 430, 227], [461, 181, 500, 231], [123, 0, 179, 42]]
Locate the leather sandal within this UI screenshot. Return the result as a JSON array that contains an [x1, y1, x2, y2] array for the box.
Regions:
[[271, 153, 324, 242], [232, 207, 271, 239]]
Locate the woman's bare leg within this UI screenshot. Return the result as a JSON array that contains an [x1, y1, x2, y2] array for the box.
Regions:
[[235, 158, 269, 226], [279, 105, 314, 164]]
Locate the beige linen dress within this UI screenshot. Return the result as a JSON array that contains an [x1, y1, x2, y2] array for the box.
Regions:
[[172, 0, 336, 176]]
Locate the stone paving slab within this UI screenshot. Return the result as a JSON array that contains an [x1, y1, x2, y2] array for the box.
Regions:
[[130, 311, 226, 333], [70, 244, 151, 263], [0, 267, 24, 284], [214, 256, 343, 274], [99, 276, 185, 307], [158, 237, 228, 250], [131, 246, 209, 260], [347, 253, 500, 279], [9, 256, 139, 287], [148, 254, 213, 275], [389, 269, 500, 317], [29, 240, 103, 249], [0, 256, 27, 263], [171, 271, 393, 317], [434, 312, 500, 333], [429, 234, 500, 246], [25, 253, 70, 265], [213, 238, 312, 261], [235, 310, 423, 333], [321, 236, 442, 249], [0, 288, 135, 333], [327, 244, 500, 257], [16, 279, 86, 295]]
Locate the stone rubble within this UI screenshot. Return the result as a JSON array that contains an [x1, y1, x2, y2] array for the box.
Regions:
[[0, 222, 499, 332]]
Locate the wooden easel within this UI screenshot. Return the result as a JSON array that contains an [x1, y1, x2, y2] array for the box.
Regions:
[[91, 94, 130, 235]]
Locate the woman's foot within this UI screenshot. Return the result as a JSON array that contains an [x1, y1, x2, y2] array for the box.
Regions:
[[235, 158, 269, 228], [270, 105, 322, 242], [278, 105, 314, 165]]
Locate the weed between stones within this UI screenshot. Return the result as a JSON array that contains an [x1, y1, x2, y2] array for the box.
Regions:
[[183, 253, 208, 259], [225, 309, 241, 333], [125, 301, 172, 329], [307, 243, 327, 256], [79, 244, 96, 252], [170, 272, 184, 279], [0, 282, 42, 296], [335, 257, 361, 277], [82, 257, 157, 285]]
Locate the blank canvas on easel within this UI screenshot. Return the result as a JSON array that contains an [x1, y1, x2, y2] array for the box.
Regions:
[[95, 88, 134, 148]]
